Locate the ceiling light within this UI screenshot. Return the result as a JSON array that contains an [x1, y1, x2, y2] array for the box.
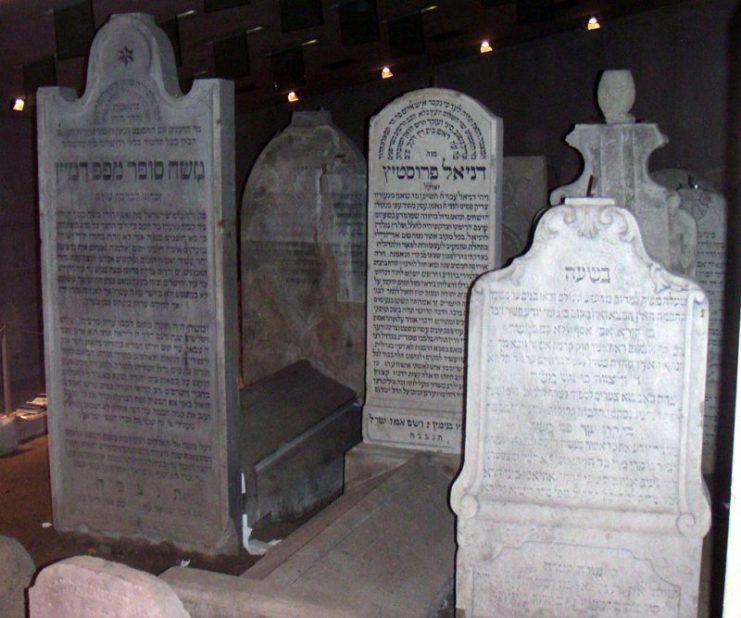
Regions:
[[302, 38, 319, 46], [480, 40, 493, 54], [246, 25, 264, 34], [287, 90, 299, 103], [12, 98, 25, 112], [381, 66, 393, 79], [177, 9, 197, 18], [420, 5, 438, 13], [587, 16, 600, 30]]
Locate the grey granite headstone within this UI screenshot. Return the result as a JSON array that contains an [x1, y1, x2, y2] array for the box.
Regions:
[[502, 156, 547, 263], [37, 14, 240, 554], [364, 88, 502, 453], [241, 111, 366, 393], [550, 70, 697, 277], [0, 535, 35, 618], [29, 556, 190, 618], [452, 198, 711, 616], [654, 169, 727, 473]]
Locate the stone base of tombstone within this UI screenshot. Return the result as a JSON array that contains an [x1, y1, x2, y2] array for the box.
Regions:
[[0, 415, 18, 456], [29, 556, 189, 618], [455, 522, 704, 617], [163, 454, 457, 617], [13, 411, 47, 442], [241, 361, 361, 525], [344, 441, 461, 492], [0, 535, 35, 618]]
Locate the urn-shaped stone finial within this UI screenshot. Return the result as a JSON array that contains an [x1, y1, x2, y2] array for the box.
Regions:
[[597, 70, 636, 124]]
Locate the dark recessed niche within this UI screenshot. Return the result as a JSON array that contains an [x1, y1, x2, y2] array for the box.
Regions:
[[23, 57, 57, 100], [279, 0, 324, 32], [271, 47, 305, 89], [388, 13, 425, 58], [516, 0, 577, 24], [214, 33, 251, 79], [159, 18, 182, 67], [204, 0, 250, 12], [54, 0, 95, 60], [339, 0, 380, 46], [322, 58, 360, 70]]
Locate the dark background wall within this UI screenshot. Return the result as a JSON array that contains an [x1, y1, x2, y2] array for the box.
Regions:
[[0, 0, 735, 404], [236, 0, 734, 193]]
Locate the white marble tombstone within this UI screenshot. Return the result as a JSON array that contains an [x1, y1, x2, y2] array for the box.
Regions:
[[37, 14, 240, 554], [502, 156, 547, 263], [364, 88, 502, 453], [654, 169, 727, 473], [550, 70, 697, 278], [241, 111, 366, 393], [452, 198, 711, 617]]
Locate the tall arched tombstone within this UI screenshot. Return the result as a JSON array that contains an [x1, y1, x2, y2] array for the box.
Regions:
[[363, 88, 502, 453], [452, 198, 711, 616], [240, 111, 366, 393], [37, 14, 241, 555]]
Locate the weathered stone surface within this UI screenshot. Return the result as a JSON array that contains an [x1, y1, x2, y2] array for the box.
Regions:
[[0, 535, 35, 618], [452, 198, 711, 616], [502, 156, 547, 263], [0, 414, 17, 456], [364, 88, 502, 454], [550, 70, 696, 277], [29, 556, 189, 618], [655, 169, 728, 472], [37, 13, 240, 554], [241, 360, 360, 524], [241, 111, 366, 393]]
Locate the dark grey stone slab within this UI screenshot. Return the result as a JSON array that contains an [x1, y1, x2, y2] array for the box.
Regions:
[[37, 13, 240, 555], [241, 360, 361, 524]]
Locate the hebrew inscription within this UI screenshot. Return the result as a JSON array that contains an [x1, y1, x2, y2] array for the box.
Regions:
[[364, 88, 502, 453], [37, 14, 239, 554]]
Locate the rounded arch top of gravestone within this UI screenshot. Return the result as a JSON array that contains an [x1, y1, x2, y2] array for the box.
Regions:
[[82, 13, 181, 109], [371, 87, 499, 164]]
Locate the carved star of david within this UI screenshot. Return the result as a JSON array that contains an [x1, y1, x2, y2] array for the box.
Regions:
[[118, 46, 134, 66]]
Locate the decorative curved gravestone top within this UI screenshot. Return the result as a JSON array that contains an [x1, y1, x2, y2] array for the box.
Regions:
[[452, 198, 710, 617], [241, 110, 366, 393], [550, 70, 696, 279], [37, 13, 240, 555]]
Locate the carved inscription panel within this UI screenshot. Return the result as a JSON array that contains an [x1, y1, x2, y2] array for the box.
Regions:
[[365, 88, 501, 452], [38, 14, 238, 553]]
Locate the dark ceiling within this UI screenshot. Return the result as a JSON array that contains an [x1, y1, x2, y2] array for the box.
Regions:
[[0, 0, 687, 115]]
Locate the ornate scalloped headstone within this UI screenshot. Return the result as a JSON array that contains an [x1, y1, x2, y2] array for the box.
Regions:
[[37, 14, 240, 554], [550, 70, 697, 278], [363, 88, 502, 453], [452, 198, 711, 616], [654, 169, 727, 472], [241, 111, 366, 393]]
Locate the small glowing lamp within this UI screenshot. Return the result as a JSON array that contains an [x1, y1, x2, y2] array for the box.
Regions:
[[480, 40, 493, 54], [287, 90, 299, 103], [381, 66, 393, 79], [12, 98, 25, 112], [587, 16, 601, 30]]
